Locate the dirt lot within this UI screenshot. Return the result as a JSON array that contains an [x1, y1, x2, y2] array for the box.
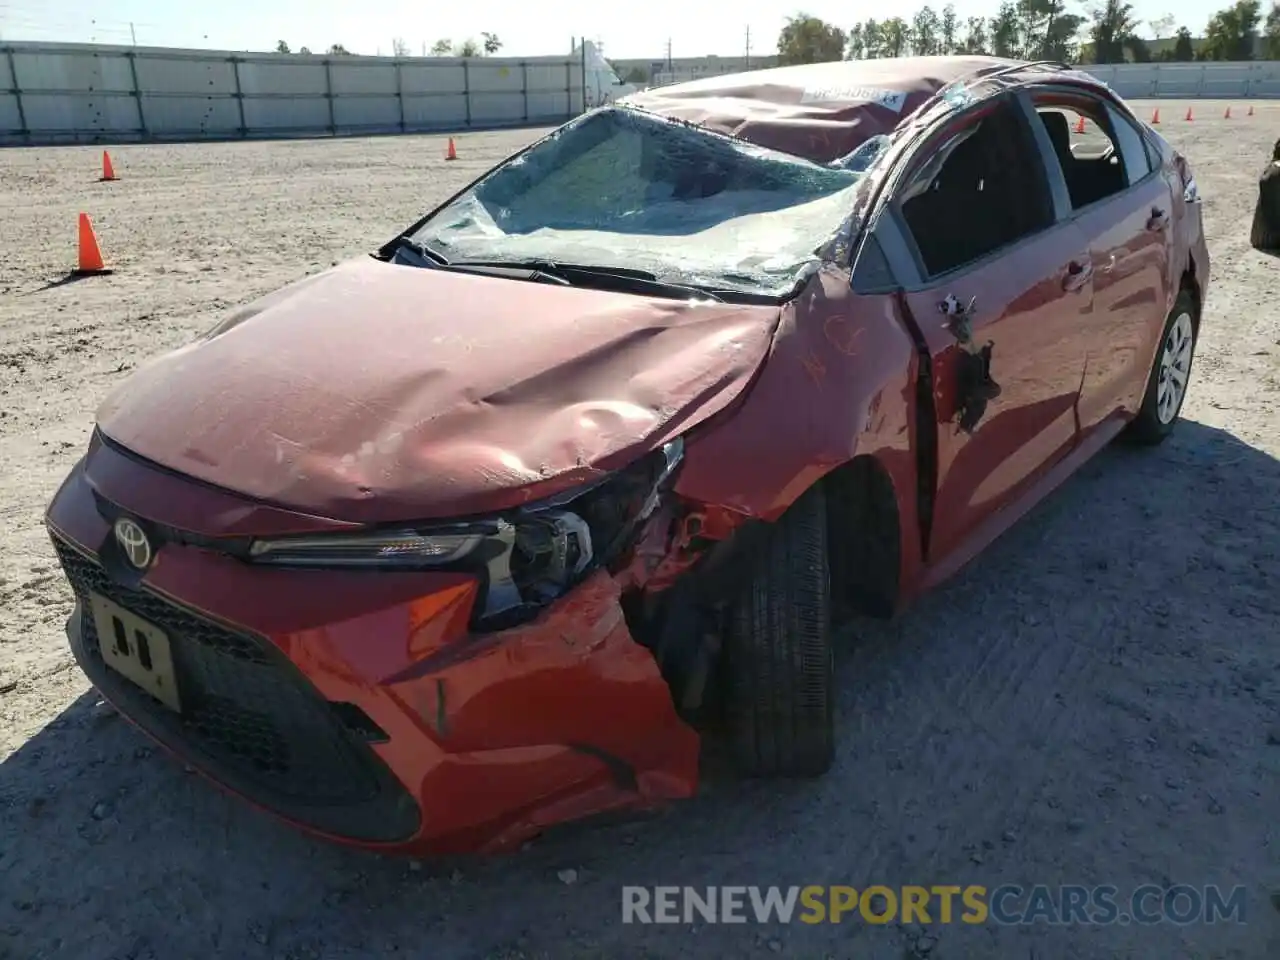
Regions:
[[1, 100, 1278, 960]]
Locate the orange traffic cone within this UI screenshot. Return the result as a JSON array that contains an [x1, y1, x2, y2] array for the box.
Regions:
[[1151, 107, 1160, 124], [1224, 105, 1232, 119], [1185, 106, 1193, 121], [73, 213, 112, 276], [100, 150, 118, 181], [445, 137, 457, 161], [1074, 115, 1086, 134]]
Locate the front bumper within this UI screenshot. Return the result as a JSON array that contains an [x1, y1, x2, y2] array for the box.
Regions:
[[47, 448, 700, 855]]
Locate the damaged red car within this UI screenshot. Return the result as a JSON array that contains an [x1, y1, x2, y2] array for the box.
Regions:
[[46, 56, 1210, 854]]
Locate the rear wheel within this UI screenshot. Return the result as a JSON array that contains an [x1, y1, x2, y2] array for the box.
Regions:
[[723, 485, 835, 778], [1125, 290, 1198, 446]]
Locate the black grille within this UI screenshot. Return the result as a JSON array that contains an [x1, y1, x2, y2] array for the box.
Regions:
[[51, 534, 420, 843]]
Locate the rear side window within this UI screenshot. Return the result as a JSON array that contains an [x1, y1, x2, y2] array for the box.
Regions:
[[1033, 99, 1140, 211]]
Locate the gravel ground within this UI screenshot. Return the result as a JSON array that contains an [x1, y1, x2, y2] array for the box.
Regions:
[[1, 101, 1278, 960]]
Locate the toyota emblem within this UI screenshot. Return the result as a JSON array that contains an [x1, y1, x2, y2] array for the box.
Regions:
[[113, 518, 153, 570]]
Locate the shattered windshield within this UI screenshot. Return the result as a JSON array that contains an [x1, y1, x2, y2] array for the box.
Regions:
[[409, 106, 869, 298]]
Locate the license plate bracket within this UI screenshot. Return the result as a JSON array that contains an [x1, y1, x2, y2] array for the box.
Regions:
[[89, 592, 182, 713]]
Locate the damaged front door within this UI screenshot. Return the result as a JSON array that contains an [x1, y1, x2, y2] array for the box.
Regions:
[[893, 96, 1093, 563]]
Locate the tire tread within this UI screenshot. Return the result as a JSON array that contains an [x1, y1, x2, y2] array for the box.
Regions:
[[725, 485, 834, 778]]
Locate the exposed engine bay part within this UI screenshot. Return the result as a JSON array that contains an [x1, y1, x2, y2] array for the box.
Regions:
[[618, 505, 773, 724], [617, 483, 838, 770], [476, 438, 687, 629], [511, 510, 594, 603], [468, 431, 768, 728]]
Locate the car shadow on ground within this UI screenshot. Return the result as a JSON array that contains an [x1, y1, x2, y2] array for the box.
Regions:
[[2, 420, 1277, 960]]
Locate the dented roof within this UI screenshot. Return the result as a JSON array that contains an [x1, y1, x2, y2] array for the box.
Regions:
[[623, 56, 1099, 164]]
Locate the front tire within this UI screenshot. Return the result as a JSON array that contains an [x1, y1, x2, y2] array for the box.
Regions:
[[723, 485, 835, 778], [1125, 290, 1198, 446]]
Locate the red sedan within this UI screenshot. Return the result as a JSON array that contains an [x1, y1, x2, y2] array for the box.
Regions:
[[46, 56, 1209, 854]]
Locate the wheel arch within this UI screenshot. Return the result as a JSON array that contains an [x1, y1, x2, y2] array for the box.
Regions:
[[671, 448, 914, 620], [1179, 256, 1203, 336], [818, 453, 904, 618], [669, 287, 926, 614]]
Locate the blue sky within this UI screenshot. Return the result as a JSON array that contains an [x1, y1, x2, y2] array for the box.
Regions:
[[0, 1, 1229, 59]]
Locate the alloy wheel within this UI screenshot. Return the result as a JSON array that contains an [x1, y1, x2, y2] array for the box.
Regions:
[[1156, 311, 1194, 424]]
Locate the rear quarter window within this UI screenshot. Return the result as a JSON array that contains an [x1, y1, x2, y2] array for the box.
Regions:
[[1103, 103, 1154, 186], [1141, 124, 1169, 173]]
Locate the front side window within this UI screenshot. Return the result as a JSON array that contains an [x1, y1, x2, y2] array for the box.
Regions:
[[897, 102, 1055, 278], [408, 106, 872, 298]]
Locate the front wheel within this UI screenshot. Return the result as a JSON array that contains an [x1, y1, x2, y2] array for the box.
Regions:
[[1125, 290, 1198, 446], [722, 484, 835, 778]]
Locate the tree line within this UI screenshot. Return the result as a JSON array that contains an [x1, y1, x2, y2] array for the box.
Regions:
[[273, 33, 503, 58], [778, 0, 1280, 66]]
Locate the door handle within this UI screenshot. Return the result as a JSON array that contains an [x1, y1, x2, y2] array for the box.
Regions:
[[1063, 259, 1093, 292], [1147, 206, 1169, 231]]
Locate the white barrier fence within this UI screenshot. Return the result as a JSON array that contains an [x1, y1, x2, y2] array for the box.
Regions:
[[0, 41, 587, 145], [2, 42, 1278, 146], [1081, 60, 1280, 99]]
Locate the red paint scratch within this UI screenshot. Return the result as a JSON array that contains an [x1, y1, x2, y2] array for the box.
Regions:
[[823, 315, 864, 357], [801, 351, 826, 389]]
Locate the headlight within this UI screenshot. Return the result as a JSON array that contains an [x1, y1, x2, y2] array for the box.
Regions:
[[244, 438, 685, 627], [247, 526, 492, 566]]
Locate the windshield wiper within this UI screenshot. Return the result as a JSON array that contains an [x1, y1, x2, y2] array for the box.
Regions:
[[448, 258, 724, 302], [387, 246, 729, 302], [386, 235, 450, 266], [451, 258, 658, 279]]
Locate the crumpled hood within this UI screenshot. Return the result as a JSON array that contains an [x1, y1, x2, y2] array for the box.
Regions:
[[96, 257, 781, 525]]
